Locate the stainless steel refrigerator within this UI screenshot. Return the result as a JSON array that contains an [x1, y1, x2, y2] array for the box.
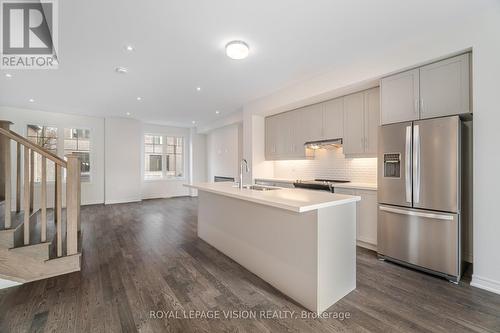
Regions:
[[377, 115, 471, 282]]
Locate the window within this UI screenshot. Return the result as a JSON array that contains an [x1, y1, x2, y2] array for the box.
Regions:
[[64, 128, 91, 182], [27, 125, 58, 182], [144, 135, 163, 179], [166, 136, 183, 178], [144, 135, 184, 180]]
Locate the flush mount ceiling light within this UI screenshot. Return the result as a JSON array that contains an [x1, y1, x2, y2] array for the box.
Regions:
[[192, 120, 196, 124], [124, 45, 134, 52], [126, 112, 131, 116], [215, 110, 220, 115], [28, 98, 35, 103], [225, 40, 249, 60], [115, 66, 128, 74], [196, 87, 201, 92], [136, 97, 142, 101], [5, 73, 12, 78]]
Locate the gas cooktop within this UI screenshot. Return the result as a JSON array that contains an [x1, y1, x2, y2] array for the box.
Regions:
[[293, 179, 351, 193], [313, 179, 351, 183], [296, 179, 351, 184]]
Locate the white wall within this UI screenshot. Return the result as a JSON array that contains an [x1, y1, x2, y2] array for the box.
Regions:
[[469, 8, 500, 294], [206, 123, 243, 182], [141, 123, 193, 199], [0, 106, 105, 206], [104, 117, 142, 204], [242, 113, 273, 184], [238, 4, 500, 294], [189, 128, 207, 196]]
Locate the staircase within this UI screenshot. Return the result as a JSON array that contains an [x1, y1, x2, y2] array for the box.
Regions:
[[0, 120, 82, 284]]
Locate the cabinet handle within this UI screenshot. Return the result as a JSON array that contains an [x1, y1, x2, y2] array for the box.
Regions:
[[420, 99, 424, 113], [414, 99, 419, 114]]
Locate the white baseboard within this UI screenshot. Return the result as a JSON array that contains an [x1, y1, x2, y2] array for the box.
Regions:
[[104, 198, 142, 205], [356, 240, 377, 251], [471, 275, 500, 295]]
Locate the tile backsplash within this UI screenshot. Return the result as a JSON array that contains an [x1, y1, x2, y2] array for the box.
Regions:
[[273, 148, 377, 183]]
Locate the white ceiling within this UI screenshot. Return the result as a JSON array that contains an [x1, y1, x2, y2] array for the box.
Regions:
[[0, 0, 492, 127]]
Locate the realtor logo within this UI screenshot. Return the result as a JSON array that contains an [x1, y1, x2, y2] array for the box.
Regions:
[[1, 0, 58, 69]]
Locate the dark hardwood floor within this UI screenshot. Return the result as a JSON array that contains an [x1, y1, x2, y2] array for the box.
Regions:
[[0, 197, 499, 333]]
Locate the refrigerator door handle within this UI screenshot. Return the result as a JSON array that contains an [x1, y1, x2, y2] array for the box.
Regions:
[[379, 205, 454, 220], [413, 124, 421, 204], [405, 125, 412, 203]]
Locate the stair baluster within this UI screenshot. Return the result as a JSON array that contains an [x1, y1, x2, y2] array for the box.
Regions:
[[1, 121, 12, 228], [29, 149, 34, 213], [41, 156, 47, 242], [23, 146, 30, 245], [66, 154, 80, 255], [55, 164, 62, 257], [16, 142, 21, 212]]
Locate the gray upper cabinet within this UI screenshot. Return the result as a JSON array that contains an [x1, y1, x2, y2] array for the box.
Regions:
[[300, 104, 324, 142], [343, 92, 365, 155], [265, 109, 314, 160], [419, 53, 470, 119], [380, 53, 471, 125], [380, 69, 420, 125], [265, 87, 380, 160], [265, 115, 278, 159], [364, 87, 380, 155], [323, 98, 344, 139], [343, 88, 379, 156]]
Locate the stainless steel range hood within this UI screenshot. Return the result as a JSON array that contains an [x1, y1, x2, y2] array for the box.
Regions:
[[304, 138, 343, 150]]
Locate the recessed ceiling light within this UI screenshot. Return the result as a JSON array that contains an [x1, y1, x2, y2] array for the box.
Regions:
[[28, 98, 35, 103], [126, 112, 131, 116], [225, 40, 250, 60], [192, 120, 196, 124], [196, 87, 201, 92], [215, 110, 220, 114], [115, 66, 128, 74], [136, 97, 142, 101], [124, 45, 134, 52], [5, 73, 12, 78]]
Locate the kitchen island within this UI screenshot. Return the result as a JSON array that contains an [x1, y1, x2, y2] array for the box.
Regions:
[[184, 182, 361, 313]]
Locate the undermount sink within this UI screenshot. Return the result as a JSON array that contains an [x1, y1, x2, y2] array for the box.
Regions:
[[244, 185, 280, 191]]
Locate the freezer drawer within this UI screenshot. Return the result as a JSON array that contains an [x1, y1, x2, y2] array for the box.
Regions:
[[378, 205, 459, 278]]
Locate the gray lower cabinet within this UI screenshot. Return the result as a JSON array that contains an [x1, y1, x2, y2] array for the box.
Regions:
[[336, 188, 378, 248], [380, 53, 471, 125]]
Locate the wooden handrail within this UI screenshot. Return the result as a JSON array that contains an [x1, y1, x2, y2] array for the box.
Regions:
[[0, 127, 67, 167]]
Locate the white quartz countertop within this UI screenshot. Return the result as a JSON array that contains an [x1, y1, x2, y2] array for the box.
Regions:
[[185, 182, 361, 213], [255, 178, 378, 191]]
